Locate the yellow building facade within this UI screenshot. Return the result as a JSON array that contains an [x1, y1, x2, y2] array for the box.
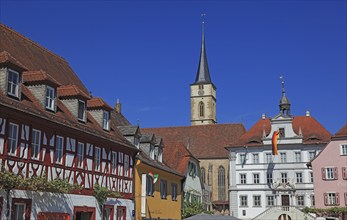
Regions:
[[135, 157, 183, 220]]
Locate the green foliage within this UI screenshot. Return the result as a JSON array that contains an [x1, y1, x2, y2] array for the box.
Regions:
[[303, 206, 347, 216], [93, 183, 122, 207], [182, 201, 212, 219], [0, 170, 81, 193]]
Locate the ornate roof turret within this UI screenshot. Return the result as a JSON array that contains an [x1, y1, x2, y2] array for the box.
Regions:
[[279, 76, 291, 116], [194, 14, 213, 85]]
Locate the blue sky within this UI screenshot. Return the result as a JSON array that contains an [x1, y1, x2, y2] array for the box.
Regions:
[[1, 1, 346, 133]]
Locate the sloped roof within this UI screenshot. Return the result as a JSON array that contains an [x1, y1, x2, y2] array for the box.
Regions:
[[111, 110, 131, 127], [117, 125, 139, 136], [0, 51, 27, 71], [163, 141, 197, 175], [142, 123, 246, 159], [87, 97, 113, 110], [0, 23, 90, 95], [57, 85, 90, 99], [23, 70, 61, 86], [232, 116, 331, 147], [333, 124, 347, 140]]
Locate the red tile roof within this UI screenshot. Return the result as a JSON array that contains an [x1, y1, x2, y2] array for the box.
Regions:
[[87, 97, 113, 111], [23, 70, 61, 86], [333, 124, 347, 139], [0, 23, 89, 95], [232, 116, 331, 147], [0, 51, 27, 71], [58, 85, 90, 99], [142, 124, 246, 159], [163, 141, 196, 175]]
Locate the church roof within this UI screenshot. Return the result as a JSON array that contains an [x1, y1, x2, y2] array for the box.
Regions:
[[142, 123, 246, 159], [231, 116, 331, 147], [0, 23, 90, 95], [192, 18, 214, 87]]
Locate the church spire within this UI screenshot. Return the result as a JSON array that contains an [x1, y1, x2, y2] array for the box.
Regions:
[[194, 13, 212, 85], [279, 76, 291, 116]]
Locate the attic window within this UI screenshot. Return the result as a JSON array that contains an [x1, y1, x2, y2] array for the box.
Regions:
[[78, 100, 86, 121], [7, 69, 20, 98], [45, 86, 55, 111], [102, 110, 110, 130], [279, 128, 285, 138]]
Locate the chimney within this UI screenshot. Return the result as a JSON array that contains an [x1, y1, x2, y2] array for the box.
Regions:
[[306, 110, 310, 117], [115, 99, 122, 114]]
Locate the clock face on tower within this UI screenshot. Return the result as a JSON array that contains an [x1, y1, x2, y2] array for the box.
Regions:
[[198, 89, 204, 96]]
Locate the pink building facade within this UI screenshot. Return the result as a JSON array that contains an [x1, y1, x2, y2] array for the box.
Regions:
[[311, 124, 347, 208]]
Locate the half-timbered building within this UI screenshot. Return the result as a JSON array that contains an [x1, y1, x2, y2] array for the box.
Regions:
[[0, 23, 138, 220]]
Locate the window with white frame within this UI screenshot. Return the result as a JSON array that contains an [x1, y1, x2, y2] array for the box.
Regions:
[[111, 152, 117, 174], [297, 195, 304, 206], [341, 144, 347, 155], [296, 172, 303, 183], [77, 142, 84, 168], [7, 69, 20, 97], [240, 195, 247, 207], [311, 195, 315, 206], [146, 175, 154, 196], [253, 153, 259, 164], [124, 154, 129, 177], [94, 147, 101, 171], [326, 193, 338, 205], [31, 129, 41, 159], [150, 145, 155, 160], [309, 151, 316, 161], [55, 136, 64, 164], [7, 123, 18, 155], [280, 152, 287, 163], [240, 174, 247, 184], [77, 100, 86, 121], [265, 152, 272, 163], [267, 173, 273, 184], [253, 195, 261, 207], [45, 86, 55, 110], [240, 153, 246, 164], [102, 110, 110, 130], [295, 151, 301, 162], [253, 173, 260, 184], [281, 173, 288, 183], [266, 195, 274, 206], [13, 203, 25, 220], [324, 167, 335, 180]]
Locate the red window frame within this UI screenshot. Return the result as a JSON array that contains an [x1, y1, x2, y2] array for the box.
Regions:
[[116, 206, 126, 220], [73, 206, 95, 220], [11, 198, 32, 220], [103, 205, 114, 220]]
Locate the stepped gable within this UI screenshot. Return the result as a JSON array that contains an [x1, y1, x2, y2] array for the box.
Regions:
[[163, 141, 197, 175], [142, 123, 246, 159], [232, 116, 331, 147], [0, 23, 90, 95]]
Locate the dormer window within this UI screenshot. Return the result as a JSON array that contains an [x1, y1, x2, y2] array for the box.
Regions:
[[78, 100, 86, 121], [7, 69, 20, 97], [45, 86, 55, 111], [102, 110, 110, 130]]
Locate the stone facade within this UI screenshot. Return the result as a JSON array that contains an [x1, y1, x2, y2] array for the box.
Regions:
[[190, 84, 216, 125]]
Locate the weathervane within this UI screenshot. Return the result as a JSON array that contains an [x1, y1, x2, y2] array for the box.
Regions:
[[201, 13, 206, 33], [280, 75, 285, 93]]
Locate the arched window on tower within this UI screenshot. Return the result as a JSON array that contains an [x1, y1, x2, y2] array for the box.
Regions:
[[199, 102, 205, 117], [218, 166, 226, 201], [201, 167, 206, 184], [208, 164, 212, 186]]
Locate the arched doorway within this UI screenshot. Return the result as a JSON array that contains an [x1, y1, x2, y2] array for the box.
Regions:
[[278, 214, 292, 220]]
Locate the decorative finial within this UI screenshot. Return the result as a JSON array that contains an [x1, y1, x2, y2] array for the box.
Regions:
[[280, 75, 285, 94], [201, 13, 206, 33]]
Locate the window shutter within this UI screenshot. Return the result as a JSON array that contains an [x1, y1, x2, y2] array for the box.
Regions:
[[345, 193, 347, 206], [336, 193, 340, 205], [342, 167, 347, 180], [334, 167, 338, 180], [324, 193, 328, 206], [322, 168, 326, 180]]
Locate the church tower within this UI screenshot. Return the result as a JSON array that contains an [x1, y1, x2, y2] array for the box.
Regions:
[[190, 15, 217, 125]]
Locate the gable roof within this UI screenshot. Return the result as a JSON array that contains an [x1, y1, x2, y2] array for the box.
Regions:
[[0, 51, 28, 71], [163, 141, 197, 175], [142, 123, 246, 159], [232, 116, 331, 147], [23, 70, 61, 87], [332, 124, 347, 140], [87, 97, 113, 111], [0, 23, 90, 95]]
